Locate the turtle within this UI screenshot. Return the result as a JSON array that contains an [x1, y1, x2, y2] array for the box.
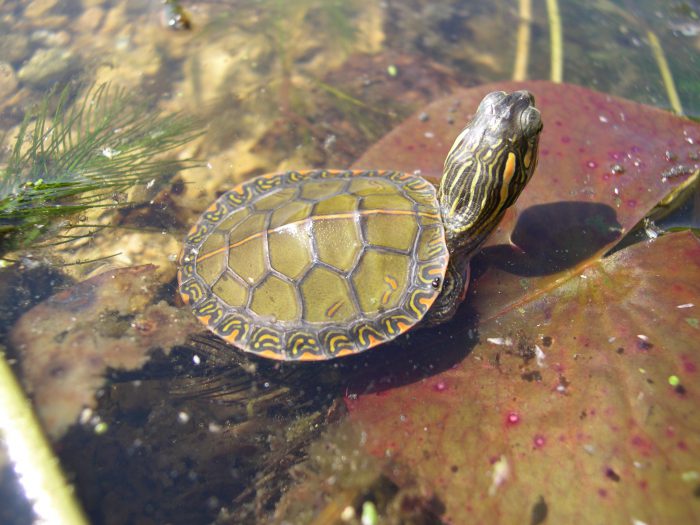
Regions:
[[178, 90, 543, 361]]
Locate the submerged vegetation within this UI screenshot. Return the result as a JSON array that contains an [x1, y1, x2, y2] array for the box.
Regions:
[[0, 83, 201, 257]]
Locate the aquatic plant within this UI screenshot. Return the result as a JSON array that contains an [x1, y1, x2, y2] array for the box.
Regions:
[[0, 83, 201, 257]]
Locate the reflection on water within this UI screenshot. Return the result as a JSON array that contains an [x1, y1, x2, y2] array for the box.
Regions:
[[0, 0, 699, 523]]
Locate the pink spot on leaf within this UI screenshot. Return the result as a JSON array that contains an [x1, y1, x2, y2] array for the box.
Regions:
[[682, 356, 697, 374]]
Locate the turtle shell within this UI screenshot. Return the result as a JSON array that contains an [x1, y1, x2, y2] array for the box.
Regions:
[[178, 169, 449, 361]]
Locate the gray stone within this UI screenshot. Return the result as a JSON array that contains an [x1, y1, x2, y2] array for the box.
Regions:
[[17, 47, 80, 88]]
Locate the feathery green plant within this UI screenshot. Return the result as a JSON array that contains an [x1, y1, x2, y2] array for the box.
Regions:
[[0, 83, 202, 256]]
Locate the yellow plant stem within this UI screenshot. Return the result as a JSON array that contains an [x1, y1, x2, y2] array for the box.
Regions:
[[0, 350, 89, 525], [647, 30, 684, 115], [546, 0, 563, 82], [513, 0, 532, 81]]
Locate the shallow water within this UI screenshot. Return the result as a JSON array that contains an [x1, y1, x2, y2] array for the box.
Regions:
[[1, 1, 699, 524]]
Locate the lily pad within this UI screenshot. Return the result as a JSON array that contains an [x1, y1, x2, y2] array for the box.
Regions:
[[344, 81, 700, 523]]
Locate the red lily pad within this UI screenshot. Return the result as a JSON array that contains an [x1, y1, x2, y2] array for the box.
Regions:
[[344, 82, 700, 523]]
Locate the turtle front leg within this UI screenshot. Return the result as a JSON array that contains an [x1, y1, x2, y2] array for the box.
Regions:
[[422, 260, 470, 327]]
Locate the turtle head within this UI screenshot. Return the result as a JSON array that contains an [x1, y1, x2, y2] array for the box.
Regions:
[[438, 90, 542, 257]]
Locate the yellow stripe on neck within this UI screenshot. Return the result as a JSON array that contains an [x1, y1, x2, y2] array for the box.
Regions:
[[500, 152, 516, 204]]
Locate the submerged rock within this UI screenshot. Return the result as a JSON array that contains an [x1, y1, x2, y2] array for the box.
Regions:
[[17, 47, 80, 88], [10, 265, 200, 438]]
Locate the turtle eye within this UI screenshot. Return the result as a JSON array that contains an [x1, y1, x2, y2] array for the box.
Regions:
[[520, 107, 542, 137]]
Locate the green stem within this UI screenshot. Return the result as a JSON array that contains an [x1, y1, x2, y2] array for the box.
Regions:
[[0, 350, 89, 525]]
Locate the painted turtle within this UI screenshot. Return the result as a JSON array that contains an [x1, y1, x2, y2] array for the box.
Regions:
[[178, 90, 542, 360]]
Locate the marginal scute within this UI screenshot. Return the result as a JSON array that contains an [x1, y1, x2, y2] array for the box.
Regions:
[[320, 329, 358, 356], [217, 314, 249, 344], [179, 169, 449, 361], [288, 332, 322, 359]]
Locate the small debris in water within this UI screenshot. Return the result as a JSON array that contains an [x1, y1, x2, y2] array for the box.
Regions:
[[534, 345, 546, 368], [94, 421, 109, 435], [434, 380, 447, 391], [323, 134, 336, 150], [661, 164, 696, 180], [177, 411, 190, 424], [605, 467, 621, 482], [530, 495, 548, 525], [643, 218, 662, 240], [361, 500, 378, 525], [668, 375, 681, 387], [101, 147, 120, 159], [386, 64, 398, 77], [341, 505, 355, 521], [488, 455, 510, 495], [487, 337, 513, 346], [192, 354, 201, 365], [163, 0, 192, 30], [681, 471, 700, 482], [418, 111, 429, 122], [676, 303, 694, 309], [611, 163, 625, 174], [79, 408, 93, 425], [636, 334, 653, 350]]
